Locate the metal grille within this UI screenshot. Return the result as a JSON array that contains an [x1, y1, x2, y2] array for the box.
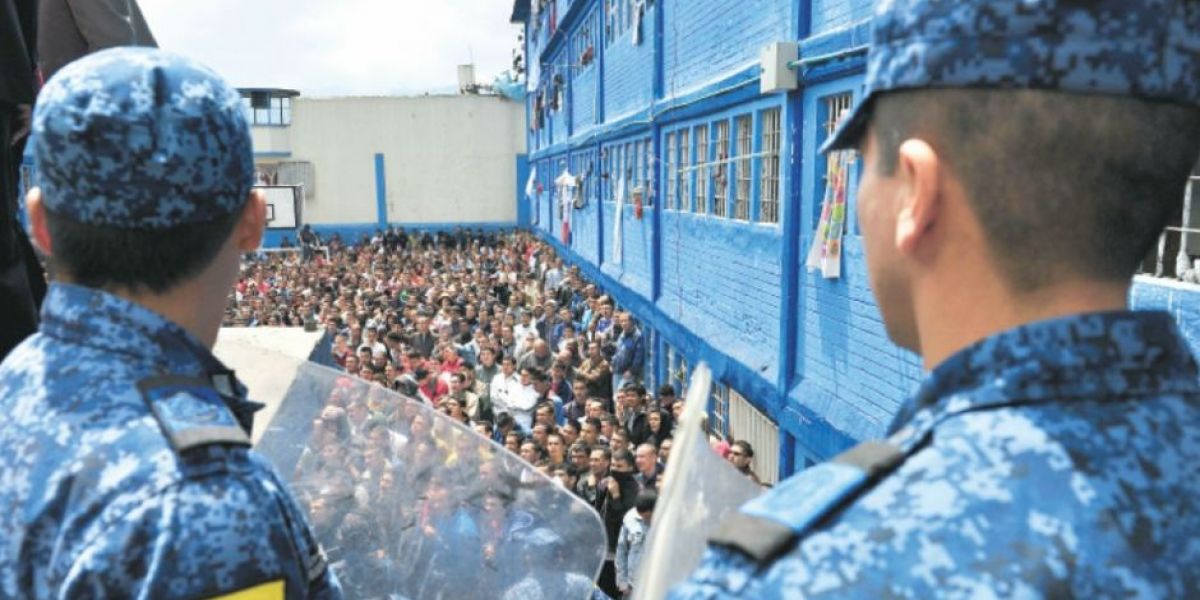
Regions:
[[709, 382, 729, 439], [734, 115, 753, 220], [729, 389, 780, 485], [678, 129, 691, 212], [277, 161, 316, 201], [759, 108, 781, 224], [694, 125, 709, 214], [644, 137, 654, 205], [665, 132, 677, 209], [713, 120, 730, 218], [625, 142, 634, 187], [825, 93, 854, 136], [673, 351, 689, 395]]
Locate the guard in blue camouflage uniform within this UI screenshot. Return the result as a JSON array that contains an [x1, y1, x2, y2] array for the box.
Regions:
[[670, 0, 1200, 598], [0, 48, 342, 599]]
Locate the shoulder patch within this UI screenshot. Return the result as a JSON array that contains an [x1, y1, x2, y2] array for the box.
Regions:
[[708, 512, 797, 564], [832, 440, 905, 476], [137, 375, 251, 453], [709, 441, 908, 564], [209, 579, 284, 600]]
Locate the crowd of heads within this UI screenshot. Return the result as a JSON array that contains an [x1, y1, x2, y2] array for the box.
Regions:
[[229, 228, 713, 597]]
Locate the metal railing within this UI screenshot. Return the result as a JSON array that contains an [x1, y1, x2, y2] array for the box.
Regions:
[[1143, 175, 1200, 281]]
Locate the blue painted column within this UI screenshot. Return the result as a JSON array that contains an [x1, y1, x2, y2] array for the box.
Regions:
[[374, 153, 388, 227], [516, 154, 531, 226]]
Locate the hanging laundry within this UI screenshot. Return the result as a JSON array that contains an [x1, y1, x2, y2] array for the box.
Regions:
[[806, 150, 852, 279], [632, 0, 645, 45], [613, 174, 626, 265]]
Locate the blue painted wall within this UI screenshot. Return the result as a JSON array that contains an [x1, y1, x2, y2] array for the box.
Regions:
[[661, 0, 795, 96], [568, 150, 603, 263], [602, 8, 655, 120], [788, 76, 924, 450], [571, 6, 600, 134], [515, 0, 1200, 477], [811, 0, 873, 34], [1131, 278, 1200, 358], [516, 154, 532, 227]]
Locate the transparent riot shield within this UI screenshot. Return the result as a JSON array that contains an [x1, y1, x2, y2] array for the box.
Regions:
[[633, 364, 764, 599], [224, 342, 607, 600]]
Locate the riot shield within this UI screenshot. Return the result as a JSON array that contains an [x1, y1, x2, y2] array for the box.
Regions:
[[225, 343, 607, 600], [633, 364, 763, 600]]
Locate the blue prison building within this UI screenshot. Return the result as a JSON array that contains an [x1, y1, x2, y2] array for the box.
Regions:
[[510, 0, 1200, 483]]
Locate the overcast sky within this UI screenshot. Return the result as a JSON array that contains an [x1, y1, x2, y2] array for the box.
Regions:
[[138, 0, 521, 96]]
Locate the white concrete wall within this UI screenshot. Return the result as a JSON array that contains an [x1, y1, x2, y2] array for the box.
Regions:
[[250, 126, 292, 156], [285, 95, 526, 226]]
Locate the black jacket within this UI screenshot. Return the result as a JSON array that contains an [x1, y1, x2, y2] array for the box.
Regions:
[[0, 0, 36, 106], [37, 0, 157, 81]]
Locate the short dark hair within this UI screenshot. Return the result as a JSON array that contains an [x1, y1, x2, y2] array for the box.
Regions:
[[635, 490, 658, 513], [45, 206, 241, 294], [871, 89, 1200, 291]]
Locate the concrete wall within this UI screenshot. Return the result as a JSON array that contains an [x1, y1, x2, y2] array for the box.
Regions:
[[250, 126, 292, 156], [257, 94, 525, 232]]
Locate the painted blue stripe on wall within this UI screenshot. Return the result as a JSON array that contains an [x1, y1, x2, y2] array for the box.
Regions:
[[374, 153, 388, 227]]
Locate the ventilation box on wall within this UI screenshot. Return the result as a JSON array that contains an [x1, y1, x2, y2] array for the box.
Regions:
[[760, 42, 799, 94]]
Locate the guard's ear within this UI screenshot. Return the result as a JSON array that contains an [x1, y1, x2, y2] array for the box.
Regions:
[[893, 139, 943, 256], [234, 189, 267, 252], [24, 188, 52, 257]]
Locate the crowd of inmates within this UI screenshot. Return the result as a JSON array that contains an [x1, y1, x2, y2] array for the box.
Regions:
[[225, 228, 761, 598]]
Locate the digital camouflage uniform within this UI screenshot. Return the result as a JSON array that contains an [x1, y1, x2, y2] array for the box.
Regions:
[[671, 313, 1200, 598], [669, 0, 1200, 598], [0, 48, 341, 599]]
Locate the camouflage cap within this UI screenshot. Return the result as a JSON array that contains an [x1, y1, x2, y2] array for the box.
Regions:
[[33, 47, 253, 229], [823, 0, 1200, 153]]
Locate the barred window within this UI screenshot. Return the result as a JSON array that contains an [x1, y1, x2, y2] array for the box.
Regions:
[[633, 139, 643, 190], [575, 12, 597, 70], [713, 120, 730, 218], [678, 128, 691, 212], [625, 142, 635, 188], [694, 125, 709, 214], [664, 132, 678, 210], [604, 149, 613, 202], [825, 93, 853, 137], [734, 115, 753, 221], [759, 108, 782, 224], [709, 381, 729, 439], [643, 136, 654, 205]]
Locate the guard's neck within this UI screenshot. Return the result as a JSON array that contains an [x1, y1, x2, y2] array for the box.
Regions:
[[915, 277, 1131, 371], [116, 277, 225, 349]]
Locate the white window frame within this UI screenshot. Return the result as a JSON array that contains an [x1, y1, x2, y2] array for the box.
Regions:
[[759, 108, 782, 224], [734, 115, 753, 221], [678, 128, 691, 212], [664, 132, 677, 210], [694, 125, 709, 214], [713, 120, 730, 218]]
